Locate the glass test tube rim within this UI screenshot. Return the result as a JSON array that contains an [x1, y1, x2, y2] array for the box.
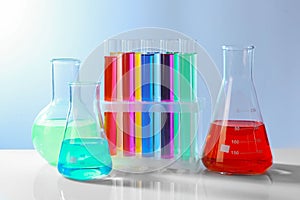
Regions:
[[69, 81, 101, 86], [222, 45, 255, 51]]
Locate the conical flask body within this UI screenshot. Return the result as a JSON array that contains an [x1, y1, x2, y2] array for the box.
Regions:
[[57, 82, 112, 181], [202, 46, 272, 175]]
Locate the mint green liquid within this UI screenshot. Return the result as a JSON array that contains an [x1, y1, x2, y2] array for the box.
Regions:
[[173, 53, 180, 156], [32, 119, 99, 166], [32, 119, 66, 166], [58, 138, 112, 181]]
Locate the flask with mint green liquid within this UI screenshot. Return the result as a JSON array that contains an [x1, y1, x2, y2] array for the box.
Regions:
[[57, 82, 112, 181], [32, 58, 80, 166]]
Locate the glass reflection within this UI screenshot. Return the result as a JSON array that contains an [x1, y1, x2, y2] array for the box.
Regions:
[[33, 164, 300, 200]]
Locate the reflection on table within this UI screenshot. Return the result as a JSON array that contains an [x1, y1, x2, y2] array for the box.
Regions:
[[33, 163, 300, 200]]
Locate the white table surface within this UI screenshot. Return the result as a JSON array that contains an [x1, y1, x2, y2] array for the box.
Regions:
[[0, 149, 299, 200]]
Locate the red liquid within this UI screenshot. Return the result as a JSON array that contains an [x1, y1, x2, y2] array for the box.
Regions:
[[202, 120, 272, 175], [104, 56, 117, 155], [104, 56, 117, 101], [105, 113, 117, 155]]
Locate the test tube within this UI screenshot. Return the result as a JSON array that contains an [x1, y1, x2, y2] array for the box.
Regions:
[[104, 56, 117, 155], [179, 53, 192, 160], [180, 39, 197, 161], [122, 52, 135, 156], [144, 39, 162, 158], [191, 50, 198, 160], [124, 39, 143, 155], [126, 39, 143, 155], [135, 52, 142, 154], [108, 39, 125, 154], [105, 39, 125, 155], [141, 52, 154, 157], [161, 53, 174, 159], [162, 39, 181, 157], [153, 52, 161, 157], [173, 52, 180, 156]]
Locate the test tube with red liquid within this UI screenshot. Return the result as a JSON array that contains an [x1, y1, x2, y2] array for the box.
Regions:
[[104, 56, 117, 155]]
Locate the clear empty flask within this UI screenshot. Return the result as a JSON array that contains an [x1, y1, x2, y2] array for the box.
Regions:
[[57, 82, 112, 181], [202, 45, 272, 175], [32, 58, 80, 166]]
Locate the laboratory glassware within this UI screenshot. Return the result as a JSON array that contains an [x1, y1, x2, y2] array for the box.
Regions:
[[100, 37, 201, 173], [32, 58, 80, 166], [202, 45, 272, 175], [57, 82, 112, 181]]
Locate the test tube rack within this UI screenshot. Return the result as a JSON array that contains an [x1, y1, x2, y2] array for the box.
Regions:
[[98, 38, 203, 173]]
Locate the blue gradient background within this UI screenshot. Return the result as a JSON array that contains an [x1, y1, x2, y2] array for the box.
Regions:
[[1, 0, 300, 149]]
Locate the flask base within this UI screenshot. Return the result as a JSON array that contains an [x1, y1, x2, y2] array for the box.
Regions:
[[58, 165, 112, 181], [202, 157, 272, 175]]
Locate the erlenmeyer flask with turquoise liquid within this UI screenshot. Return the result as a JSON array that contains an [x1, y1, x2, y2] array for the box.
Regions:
[[57, 82, 112, 181]]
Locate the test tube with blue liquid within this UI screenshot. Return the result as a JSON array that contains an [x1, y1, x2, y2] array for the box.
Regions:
[[144, 39, 162, 158], [141, 40, 154, 157]]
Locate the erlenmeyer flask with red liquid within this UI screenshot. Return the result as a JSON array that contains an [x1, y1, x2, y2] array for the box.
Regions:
[[202, 45, 272, 175]]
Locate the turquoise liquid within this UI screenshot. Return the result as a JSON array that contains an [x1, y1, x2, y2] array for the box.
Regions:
[[58, 138, 112, 181]]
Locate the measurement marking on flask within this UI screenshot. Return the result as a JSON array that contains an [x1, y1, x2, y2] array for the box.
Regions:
[[231, 139, 239, 144], [239, 150, 263, 155], [231, 140, 262, 144], [236, 108, 256, 113], [230, 150, 239, 155]]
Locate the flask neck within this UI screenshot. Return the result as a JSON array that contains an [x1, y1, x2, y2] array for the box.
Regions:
[[223, 46, 254, 82], [69, 82, 104, 129], [51, 59, 80, 102], [215, 46, 263, 122]]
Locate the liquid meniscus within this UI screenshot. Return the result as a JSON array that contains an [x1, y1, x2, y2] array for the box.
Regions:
[[202, 120, 272, 175], [58, 138, 112, 181]]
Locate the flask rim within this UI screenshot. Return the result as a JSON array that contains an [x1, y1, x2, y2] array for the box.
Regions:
[[51, 58, 81, 64], [222, 45, 255, 51], [69, 81, 101, 86]]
